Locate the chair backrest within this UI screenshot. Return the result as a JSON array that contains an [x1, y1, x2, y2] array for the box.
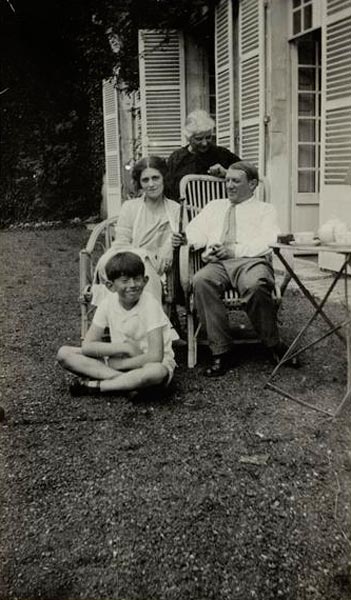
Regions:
[[179, 174, 227, 221]]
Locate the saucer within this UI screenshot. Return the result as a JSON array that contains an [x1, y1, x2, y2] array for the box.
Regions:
[[327, 242, 351, 247], [289, 240, 320, 246]]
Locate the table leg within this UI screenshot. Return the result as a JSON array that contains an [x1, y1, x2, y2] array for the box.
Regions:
[[275, 249, 348, 344], [267, 249, 351, 418]]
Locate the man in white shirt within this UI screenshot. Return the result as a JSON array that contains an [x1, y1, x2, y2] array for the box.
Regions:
[[172, 161, 291, 376]]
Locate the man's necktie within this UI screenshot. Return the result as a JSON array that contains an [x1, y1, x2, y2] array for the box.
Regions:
[[220, 204, 237, 248]]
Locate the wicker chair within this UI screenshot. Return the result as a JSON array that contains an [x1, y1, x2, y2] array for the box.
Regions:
[[178, 174, 292, 368]]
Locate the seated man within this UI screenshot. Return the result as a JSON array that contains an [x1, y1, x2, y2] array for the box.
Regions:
[[172, 161, 294, 377], [165, 109, 240, 200]]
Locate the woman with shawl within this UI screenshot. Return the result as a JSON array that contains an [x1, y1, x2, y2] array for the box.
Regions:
[[92, 156, 180, 306]]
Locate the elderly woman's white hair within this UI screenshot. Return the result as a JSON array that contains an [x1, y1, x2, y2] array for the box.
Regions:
[[184, 109, 215, 140]]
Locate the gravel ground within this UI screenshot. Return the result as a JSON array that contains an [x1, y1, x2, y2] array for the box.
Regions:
[[0, 227, 351, 600]]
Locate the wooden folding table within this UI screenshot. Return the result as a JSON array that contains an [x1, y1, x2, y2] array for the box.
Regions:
[[266, 242, 351, 419]]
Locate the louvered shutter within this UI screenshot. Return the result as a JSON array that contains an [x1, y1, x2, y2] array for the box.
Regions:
[[320, 0, 351, 269], [239, 0, 265, 173], [139, 30, 186, 158], [215, 0, 235, 150], [102, 79, 122, 217], [322, 0, 351, 186]]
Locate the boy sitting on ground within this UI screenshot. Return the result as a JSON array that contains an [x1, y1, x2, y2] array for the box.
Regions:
[[57, 252, 177, 396]]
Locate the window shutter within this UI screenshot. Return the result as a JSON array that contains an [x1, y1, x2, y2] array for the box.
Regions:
[[320, 0, 351, 270], [322, 0, 351, 186], [215, 0, 235, 150], [102, 79, 122, 217], [138, 30, 186, 158], [239, 0, 265, 173]]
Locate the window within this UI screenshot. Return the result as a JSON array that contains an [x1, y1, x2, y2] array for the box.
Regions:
[[296, 36, 321, 193], [292, 0, 313, 36]]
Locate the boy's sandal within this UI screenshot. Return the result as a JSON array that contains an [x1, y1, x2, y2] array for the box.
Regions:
[[69, 380, 100, 397]]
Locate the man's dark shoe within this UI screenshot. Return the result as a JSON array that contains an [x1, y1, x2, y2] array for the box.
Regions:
[[270, 342, 301, 368], [204, 352, 234, 377]]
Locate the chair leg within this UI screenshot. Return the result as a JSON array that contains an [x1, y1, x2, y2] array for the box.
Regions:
[[80, 303, 89, 341], [79, 249, 92, 340], [187, 312, 197, 368]]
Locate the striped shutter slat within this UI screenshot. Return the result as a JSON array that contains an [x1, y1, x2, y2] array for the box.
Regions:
[[139, 30, 186, 158], [322, 1, 351, 186], [215, 0, 235, 150], [102, 79, 122, 217], [239, 0, 264, 174]]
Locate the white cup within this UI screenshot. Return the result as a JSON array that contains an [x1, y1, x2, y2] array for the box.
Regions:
[[294, 231, 315, 244], [335, 231, 351, 245]]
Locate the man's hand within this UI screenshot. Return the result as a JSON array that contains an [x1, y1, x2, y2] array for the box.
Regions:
[[208, 164, 227, 178], [172, 232, 187, 248], [203, 243, 235, 262], [211, 243, 231, 260]]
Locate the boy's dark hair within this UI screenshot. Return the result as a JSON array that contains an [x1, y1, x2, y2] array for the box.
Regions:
[[105, 252, 145, 281], [132, 155, 168, 189]]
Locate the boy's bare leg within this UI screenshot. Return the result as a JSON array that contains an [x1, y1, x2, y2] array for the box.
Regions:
[[57, 346, 121, 380], [100, 363, 169, 392]]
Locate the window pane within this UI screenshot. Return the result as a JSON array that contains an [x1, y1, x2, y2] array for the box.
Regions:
[[298, 119, 315, 141], [293, 10, 301, 35], [298, 41, 315, 64], [298, 68, 315, 90], [304, 4, 312, 29], [293, 0, 301, 7], [298, 93, 316, 116], [298, 145, 315, 168], [298, 171, 315, 192]]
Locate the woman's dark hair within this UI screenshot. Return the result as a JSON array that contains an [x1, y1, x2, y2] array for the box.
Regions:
[[132, 156, 168, 189], [105, 252, 145, 281]]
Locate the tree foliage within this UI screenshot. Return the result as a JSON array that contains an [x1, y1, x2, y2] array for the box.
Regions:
[[0, 0, 213, 223]]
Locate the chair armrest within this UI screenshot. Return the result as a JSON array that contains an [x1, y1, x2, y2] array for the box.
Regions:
[[179, 244, 204, 297], [84, 215, 119, 255], [179, 244, 192, 297]]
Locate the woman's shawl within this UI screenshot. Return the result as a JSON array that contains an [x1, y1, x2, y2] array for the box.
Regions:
[[93, 195, 180, 289], [112, 195, 180, 273]]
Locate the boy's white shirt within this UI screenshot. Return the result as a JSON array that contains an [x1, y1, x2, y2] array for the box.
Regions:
[[92, 290, 178, 361]]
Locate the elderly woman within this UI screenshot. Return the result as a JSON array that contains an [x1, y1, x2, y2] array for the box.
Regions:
[[92, 156, 180, 306], [165, 109, 240, 200]]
